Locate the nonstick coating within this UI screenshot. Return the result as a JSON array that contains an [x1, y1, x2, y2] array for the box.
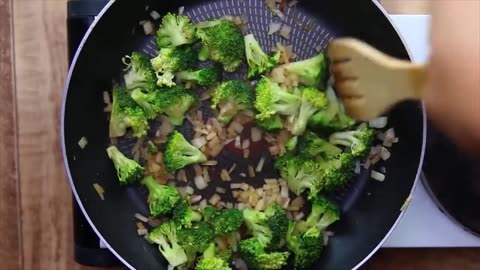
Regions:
[[62, 0, 425, 269]]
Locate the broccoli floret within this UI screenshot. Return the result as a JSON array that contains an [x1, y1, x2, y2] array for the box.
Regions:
[[273, 52, 328, 87], [244, 34, 281, 78], [156, 13, 197, 48], [286, 136, 298, 151], [203, 207, 244, 237], [329, 125, 375, 159], [264, 203, 289, 250], [289, 87, 328, 135], [196, 20, 245, 72], [176, 66, 220, 87], [254, 77, 301, 121], [130, 88, 162, 120], [151, 46, 198, 74], [211, 80, 254, 124], [178, 221, 214, 254], [109, 86, 149, 138], [141, 176, 180, 217], [255, 114, 284, 132], [243, 208, 272, 247], [164, 131, 207, 173], [286, 221, 323, 270], [172, 201, 203, 228], [122, 52, 157, 91], [297, 131, 342, 159], [106, 145, 144, 185], [158, 87, 198, 125], [274, 154, 322, 199], [155, 70, 176, 87], [195, 243, 232, 270], [308, 87, 355, 131], [319, 153, 356, 191], [149, 221, 188, 267], [238, 238, 290, 270], [297, 196, 340, 233]]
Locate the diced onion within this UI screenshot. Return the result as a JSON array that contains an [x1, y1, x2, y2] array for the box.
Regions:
[[242, 139, 251, 150], [221, 169, 232, 181], [191, 137, 207, 148], [231, 183, 243, 189], [78, 137, 88, 149], [193, 164, 202, 177], [380, 147, 391, 161], [251, 127, 262, 142], [239, 173, 246, 178], [185, 186, 195, 195], [248, 165, 255, 177], [202, 160, 218, 166], [371, 170, 386, 181], [142, 21, 154, 35], [216, 187, 226, 194], [150, 10, 161, 20], [268, 22, 282, 35], [256, 156, 266, 172], [168, 264, 174, 270], [209, 194, 221, 205], [195, 176, 208, 190], [178, 6, 184, 15], [280, 184, 289, 198], [203, 168, 211, 183], [134, 213, 149, 223], [280, 24, 291, 39], [235, 136, 242, 149], [294, 212, 305, 221], [354, 161, 361, 174], [369, 117, 388, 129], [137, 228, 148, 236], [103, 91, 111, 104], [230, 121, 244, 134], [93, 183, 105, 200], [243, 149, 250, 159], [288, 0, 298, 7], [229, 163, 238, 173], [199, 199, 208, 209], [191, 195, 202, 203]]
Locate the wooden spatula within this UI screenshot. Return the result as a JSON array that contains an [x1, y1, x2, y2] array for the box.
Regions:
[[327, 38, 427, 121]]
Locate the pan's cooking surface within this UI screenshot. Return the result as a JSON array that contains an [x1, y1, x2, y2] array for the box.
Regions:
[[117, 0, 370, 216], [62, 1, 424, 269]]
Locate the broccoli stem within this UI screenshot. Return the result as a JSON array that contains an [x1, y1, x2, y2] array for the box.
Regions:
[[199, 45, 210, 61]]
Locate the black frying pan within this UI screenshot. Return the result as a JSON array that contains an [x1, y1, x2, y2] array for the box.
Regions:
[[61, 0, 426, 269]]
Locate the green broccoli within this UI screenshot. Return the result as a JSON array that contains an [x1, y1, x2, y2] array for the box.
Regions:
[[297, 131, 342, 159], [148, 221, 188, 267], [196, 243, 232, 270], [172, 201, 203, 228], [289, 87, 328, 136], [286, 136, 298, 151], [243, 208, 272, 247], [147, 140, 158, 154], [141, 176, 180, 217], [130, 88, 161, 120], [238, 238, 290, 270], [156, 13, 197, 48], [296, 196, 340, 233], [329, 125, 375, 159], [158, 87, 198, 125], [202, 207, 244, 237], [109, 86, 149, 138], [244, 34, 281, 78], [178, 222, 214, 253], [286, 221, 323, 270], [273, 52, 328, 87], [106, 145, 144, 185], [274, 153, 322, 199], [196, 19, 245, 72], [264, 203, 289, 250], [155, 70, 176, 87], [211, 80, 254, 124], [254, 77, 301, 121], [131, 86, 197, 125], [122, 52, 157, 91], [176, 66, 220, 87], [308, 87, 355, 131], [150, 46, 197, 74], [164, 131, 207, 173], [319, 153, 356, 191], [255, 115, 284, 132]]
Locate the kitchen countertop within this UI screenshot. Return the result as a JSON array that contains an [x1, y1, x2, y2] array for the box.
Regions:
[[1, 0, 479, 269]]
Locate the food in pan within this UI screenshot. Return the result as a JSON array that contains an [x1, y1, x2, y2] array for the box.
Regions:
[[102, 8, 397, 270]]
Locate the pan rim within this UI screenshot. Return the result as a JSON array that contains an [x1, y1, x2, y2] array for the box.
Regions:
[[60, 0, 426, 269]]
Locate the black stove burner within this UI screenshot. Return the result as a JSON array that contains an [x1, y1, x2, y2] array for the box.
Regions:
[[67, 0, 120, 266], [422, 120, 480, 237]]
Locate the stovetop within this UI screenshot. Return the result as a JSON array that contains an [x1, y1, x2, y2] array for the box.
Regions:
[[66, 1, 480, 267]]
